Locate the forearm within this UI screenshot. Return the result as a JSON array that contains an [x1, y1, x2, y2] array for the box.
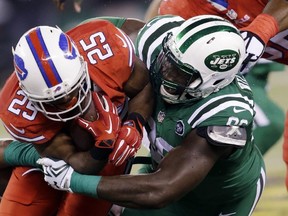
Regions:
[[70, 171, 165, 208], [241, 14, 278, 45], [4, 140, 40, 168], [67, 150, 107, 174], [0, 139, 13, 168], [127, 83, 154, 121], [262, 0, 288, 32], [98, 174, 164, 208], [144, 0, 162, 21]]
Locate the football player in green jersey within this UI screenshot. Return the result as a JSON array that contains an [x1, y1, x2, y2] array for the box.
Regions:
[[32, 15, 266, 216], [144, 0, 287, 157]]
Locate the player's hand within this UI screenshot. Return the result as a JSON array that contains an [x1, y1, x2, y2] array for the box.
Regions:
[[53, 0, 83, 13], [109, 113, 145, 166], [37, 157, 74, 192], [77, 92, 121, 149], [239, 31, 266, 75]]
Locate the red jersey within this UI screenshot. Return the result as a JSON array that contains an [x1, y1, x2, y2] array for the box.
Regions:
[[0, 20, 135, 144], [159, 0, 288, 64]]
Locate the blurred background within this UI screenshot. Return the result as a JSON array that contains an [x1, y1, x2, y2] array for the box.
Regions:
[[0, 0, 287, 215], [0, 0, 152, 87]]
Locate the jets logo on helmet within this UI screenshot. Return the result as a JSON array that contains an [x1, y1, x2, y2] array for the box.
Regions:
[[154, 15, 245, 104], [205, 50, 240, 71]]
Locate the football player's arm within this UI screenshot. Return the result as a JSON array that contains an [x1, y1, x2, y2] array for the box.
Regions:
[[0, 137, 105, 175], [262, 0, 288, 32], [0, 139, 23, 168], [94, 129, 233, 208], [40, 127, 234, 208], [109, 57, 153, 164], [144, 0, 162, 21], [124, 57, 150, 100], [239, 0, 288, 73], [34, 133, 107, 174], [0, 139, 40, 168]]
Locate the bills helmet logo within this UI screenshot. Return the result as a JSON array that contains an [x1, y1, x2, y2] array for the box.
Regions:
[[14, 54, 28, 81], [59, 33, 77, 60]]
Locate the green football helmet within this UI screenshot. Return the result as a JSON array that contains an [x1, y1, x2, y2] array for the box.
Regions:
[[154, 15, 246, 104]]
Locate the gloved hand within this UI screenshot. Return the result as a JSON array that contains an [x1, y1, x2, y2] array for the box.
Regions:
[[239, 30, 266, 75], [77, 92, 121, 150], [109, 112, 145, 166], [37, 157, 74, 192]]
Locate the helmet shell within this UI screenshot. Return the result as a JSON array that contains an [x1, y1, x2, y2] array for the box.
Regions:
[[160, 15, 246, 103], [13, 26, 84, 100], [13, 26, 91, 121]]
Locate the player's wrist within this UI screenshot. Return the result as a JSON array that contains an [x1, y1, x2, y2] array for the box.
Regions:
[[4, 141, 40, 167], [70, 171, 102, 198], [90, 145, 112, 160], [124, 112, 146, 135], [241, 14, 279, 44]]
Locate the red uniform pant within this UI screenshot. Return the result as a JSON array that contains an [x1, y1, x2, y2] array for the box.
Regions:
[[0, 162, 126, 216]]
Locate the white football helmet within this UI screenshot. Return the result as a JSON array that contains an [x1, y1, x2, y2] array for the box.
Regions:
[[156, 15, 246, 104], [13, 26, 91, 121]]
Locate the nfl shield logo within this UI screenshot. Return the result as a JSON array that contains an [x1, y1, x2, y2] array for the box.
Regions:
[[157, 111, 165, 123], [175, 120, 184, 136]]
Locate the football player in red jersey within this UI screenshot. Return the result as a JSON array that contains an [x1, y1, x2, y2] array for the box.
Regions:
[[145, 0, 288, 72], [0, 17, 153, 216]]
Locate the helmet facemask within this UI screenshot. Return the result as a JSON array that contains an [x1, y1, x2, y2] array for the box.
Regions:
[[154, 15, 246, 104], [156, 33, 206, 104], [13, 26, 93, 122], [26, 60, 92, 122]]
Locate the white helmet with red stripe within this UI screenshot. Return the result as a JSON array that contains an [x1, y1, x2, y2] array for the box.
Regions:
[[13, 26, 91, 122]]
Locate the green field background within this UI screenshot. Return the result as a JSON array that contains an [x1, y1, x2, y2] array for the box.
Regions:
[[0, 70, 287, 215], [253, 70, 288, 216]]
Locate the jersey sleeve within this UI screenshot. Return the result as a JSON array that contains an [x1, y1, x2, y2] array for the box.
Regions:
[[67, 20, 135, 106], [187, 76, 255, 147], [0, 73, 64, 144]]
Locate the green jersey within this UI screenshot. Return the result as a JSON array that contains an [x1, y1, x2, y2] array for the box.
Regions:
[[129, 15, 266, 215], [147, 76, 262, 203]]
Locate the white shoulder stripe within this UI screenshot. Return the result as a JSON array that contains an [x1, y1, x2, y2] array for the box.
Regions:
[[188, 94, 254, 127], [191, 100, 253, 128]]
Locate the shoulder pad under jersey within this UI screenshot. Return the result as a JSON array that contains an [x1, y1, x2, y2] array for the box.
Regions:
[[197, 125, 247, 148]]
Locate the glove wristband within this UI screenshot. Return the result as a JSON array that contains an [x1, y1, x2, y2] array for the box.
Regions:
[[4, 141, 40, 167], [71, 171, 101, 198], [90, 146, 112, 160], [124, 112, 146, 135], [241, 14, 279, 44]]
